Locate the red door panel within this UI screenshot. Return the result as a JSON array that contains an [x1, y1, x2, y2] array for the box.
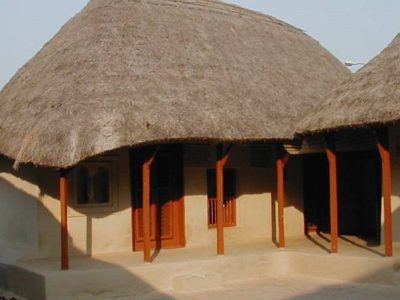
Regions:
[[131, 145, 185, 250]]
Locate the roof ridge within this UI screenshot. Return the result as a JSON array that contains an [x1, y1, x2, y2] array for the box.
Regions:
[[102, 0, 304, 34]]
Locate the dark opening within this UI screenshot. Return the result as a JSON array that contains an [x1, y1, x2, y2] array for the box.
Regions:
[[303, 150, 381, 242], [130, 145, 185, 251]]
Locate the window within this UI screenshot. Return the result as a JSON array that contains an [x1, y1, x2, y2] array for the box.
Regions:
[[207, 169, 236, 228], [72, 161, 116, 207]]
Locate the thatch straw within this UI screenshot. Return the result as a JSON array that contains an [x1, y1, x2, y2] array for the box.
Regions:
[[298, 33, 400, 134], [0, 0, 349, 168]]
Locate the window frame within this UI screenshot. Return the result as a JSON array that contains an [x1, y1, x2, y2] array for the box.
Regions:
[[69, 156, 119, 214]]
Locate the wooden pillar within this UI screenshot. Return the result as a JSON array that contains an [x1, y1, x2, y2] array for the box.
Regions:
[[376, 129, 393, 257], [325, 137, 338, 254], [216, 144, 231, 255], [60, 170, 69, 270], [277, 150, 289, 248], [142, 148, 157, 263]]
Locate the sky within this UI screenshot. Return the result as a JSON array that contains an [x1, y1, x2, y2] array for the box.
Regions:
[[0, 0, 399, 89]]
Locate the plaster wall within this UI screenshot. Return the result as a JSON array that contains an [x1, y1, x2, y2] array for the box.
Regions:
[[66, 149, 132, 257], [184, 145, 304, 248], [0, 144, 305, 262], [0, 159, 39, 263], [0, 149, 133, 262]]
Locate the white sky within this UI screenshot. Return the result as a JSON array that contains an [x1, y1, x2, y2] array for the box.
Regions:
[[1, 0, 399, 89]]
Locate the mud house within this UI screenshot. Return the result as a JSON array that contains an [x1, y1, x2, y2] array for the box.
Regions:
[[17, 6, 400, 300], [0, 0, 351, 271], [3, 1, 400, 299]]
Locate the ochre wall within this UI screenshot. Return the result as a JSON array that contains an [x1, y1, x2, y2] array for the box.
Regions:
[[184, 145, 304, 248], [0, 150, 133, 262], [0, 144, 305, 262], [0, 159, 39, 263], [65, 149, 133, 257]]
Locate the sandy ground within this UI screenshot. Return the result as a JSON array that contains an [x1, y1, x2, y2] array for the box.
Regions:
[[3, 275, 392, 300], [171, 276, 400, 300]]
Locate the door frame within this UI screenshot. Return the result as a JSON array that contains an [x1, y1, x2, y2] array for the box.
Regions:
[[130, 145, 185, 251]]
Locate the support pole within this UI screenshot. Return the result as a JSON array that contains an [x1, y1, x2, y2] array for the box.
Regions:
[[60, 170, 69, 270], [277, 150, 289, 248], [375, 128, 393, 257], [325, 136, 338, 254], [216, 144, 231, 255], [142, 148, 157, 263]]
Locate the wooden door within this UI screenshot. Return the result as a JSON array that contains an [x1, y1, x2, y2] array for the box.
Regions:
[[131, 145, 185, 250]]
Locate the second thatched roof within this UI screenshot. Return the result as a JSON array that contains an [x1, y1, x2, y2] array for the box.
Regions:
[[298, 33, 400, 134], [0, 0, 349, 168]]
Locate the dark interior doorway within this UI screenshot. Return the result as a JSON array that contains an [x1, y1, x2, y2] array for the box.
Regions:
[[130, 145, 185, 251], [303, 151, 381, 242]]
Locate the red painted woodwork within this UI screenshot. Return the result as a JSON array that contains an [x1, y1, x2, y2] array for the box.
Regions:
[[277, 153, 289, 248], [60, 171, 69, 270], [207, 169, 236, 228], [377, 141, 393, 257], [208, 196, 236, 228], [142, 152, 154, 262], [216, 153, 224, 255], [326, 147, 338, 253], [132, 146, 185, 253], [216, 144, 231, 255]]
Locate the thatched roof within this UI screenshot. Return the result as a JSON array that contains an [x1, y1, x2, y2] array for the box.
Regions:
[[298, 33, 400, 134], [0, 0, 349, 168]]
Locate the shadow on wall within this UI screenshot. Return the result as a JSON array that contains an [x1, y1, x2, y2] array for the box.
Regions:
[[183, 144, 305, 247], [0, 156, 175, 300], [0, 177, 38, 264], [393, 205, 400, 243], [0, 153, 132, 259]]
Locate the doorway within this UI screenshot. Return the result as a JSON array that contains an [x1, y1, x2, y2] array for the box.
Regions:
[[131, 145, 185, 250], [303, 150, 381, 242]]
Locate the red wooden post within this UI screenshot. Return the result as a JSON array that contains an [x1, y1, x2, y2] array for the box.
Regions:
[[131, 199, 135, 252], [277, 152, 289, 248], [60, 170, 69, 270], [216, 146, 224, 255], [376, 130, 393, 257], [142, 149, 157, 262], [326, 141, 338, 254], [216, 144, 231, 255]]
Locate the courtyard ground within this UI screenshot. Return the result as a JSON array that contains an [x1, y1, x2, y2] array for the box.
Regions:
[[3, 274, 398, 300], [2, 236, 400, 299]]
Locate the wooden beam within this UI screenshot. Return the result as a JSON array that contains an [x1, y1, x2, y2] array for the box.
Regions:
[[277, 151, 289, 248], [60, 170, 69, 270], [375, 129, 393, 257], [142, 148, 157, 263], [325, 137, 338, 254], [216, 144, 231, 255]]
